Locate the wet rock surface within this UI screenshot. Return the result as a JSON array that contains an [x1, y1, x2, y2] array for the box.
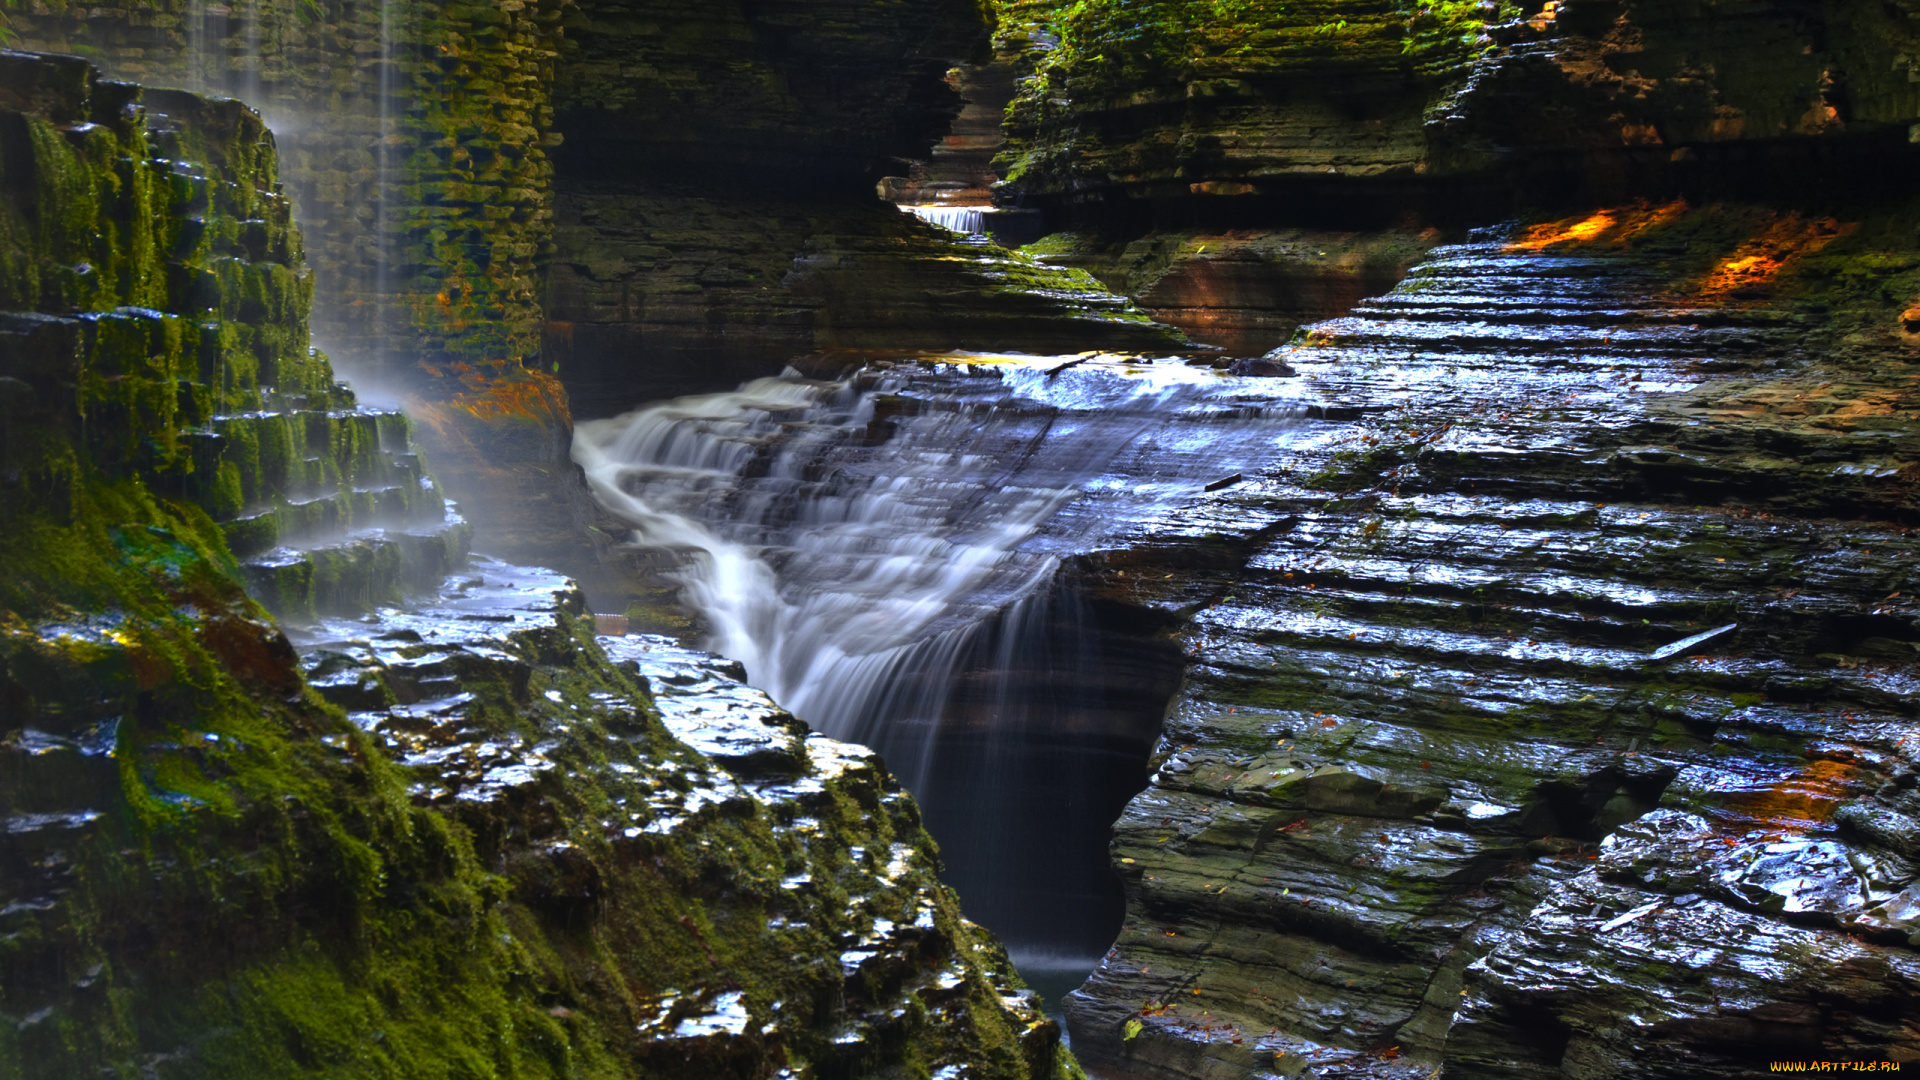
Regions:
[[0, 49, 1077, 1079], [294, 557, 1076, 1078], [1028, 229, 1441, 359], [547, 188, 1186, 418], [8, 0, 570, 372], [1065, 206, 1920, 1077]]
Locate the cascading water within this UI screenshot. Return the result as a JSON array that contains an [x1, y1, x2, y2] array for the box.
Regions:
[[374, 0, 399, 360], [239, 0, 263, 108], [901, 204, 988, 235], [575, 355, 1308, 963], [186, 0, 212, 93]]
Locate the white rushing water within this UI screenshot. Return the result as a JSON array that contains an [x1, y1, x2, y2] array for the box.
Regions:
[[573, 355, 1304, 771], [899, 205, 988, 236], [575, 354, 1307, 954]]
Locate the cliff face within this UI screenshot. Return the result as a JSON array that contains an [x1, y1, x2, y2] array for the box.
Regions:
[[0, 52, 1078, 1080], [1430, 0, 1920, 181], [971, 4, 1920, 1075], [8, 0, 1192, 588], [996, 0, 1920, 218], [542, 0, 1187, 418], [995, 0, 1498, 209], [1059, 203, 1920, 1077], [544, 191, 1183, 416], [552, 0, 990, 193], [6, 0, 566, 374]]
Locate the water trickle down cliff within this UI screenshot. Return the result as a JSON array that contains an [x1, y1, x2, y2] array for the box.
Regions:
[[9, 0, 1204, 590], [0, 52, 1083, 1080]]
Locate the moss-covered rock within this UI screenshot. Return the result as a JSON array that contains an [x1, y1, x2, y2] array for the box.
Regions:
[[994, 0, 1515, 206], [995, 0, 1920, 216], [6, 0, 569, 376], [0, 50, 1080, 1080]]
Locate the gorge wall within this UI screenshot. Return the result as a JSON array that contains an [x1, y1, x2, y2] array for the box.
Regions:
[[14, 0, 1920, 1077], [0, 50, 1078, 1080], [964, 3, 1920, 1077], [979, 0, 1920, 360], [1061, 202, 1920, 1079], [5, 0, 564, 372]]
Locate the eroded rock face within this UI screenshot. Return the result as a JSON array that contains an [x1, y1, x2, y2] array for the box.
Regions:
[[552, 0, 989, 193], [6, 0, 569, 373], [297, 561, 1080, 1079], [8, 0, 1205, 601], [1064, 204, 1920, 1077], [1430, 0, 1920, 178], [544, 0, 1188, 419], [1026, 229, 1442, 358], [0, 52, 1078, 1079], [995, 0, 1478, 205], [546, 192, 1187, 415], [881, 54, 1022, 208], [997, 0, 1920, 216]]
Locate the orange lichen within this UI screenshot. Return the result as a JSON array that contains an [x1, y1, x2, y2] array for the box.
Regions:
[[459, 368, 570, 426], [1509, 204, 1857, 305], [414, 358, 571, 428], [1896, 301, 1920, 334]]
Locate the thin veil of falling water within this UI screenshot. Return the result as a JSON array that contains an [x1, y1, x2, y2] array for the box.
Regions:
[[573, 355, 1308, 951]]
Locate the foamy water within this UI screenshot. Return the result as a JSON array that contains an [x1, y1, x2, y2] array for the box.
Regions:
[[572, 354, 1304, 777]]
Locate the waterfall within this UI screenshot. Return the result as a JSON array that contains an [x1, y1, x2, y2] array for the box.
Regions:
[[239, 0, 262, 107], [900, 204, 988, 235], [374, 0, 398, 363], [575, 355, 1305, 954], [186, 0, 212, 94]]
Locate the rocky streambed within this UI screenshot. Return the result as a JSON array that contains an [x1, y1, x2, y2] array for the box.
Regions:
[[1059, 207, 1920, 1077]]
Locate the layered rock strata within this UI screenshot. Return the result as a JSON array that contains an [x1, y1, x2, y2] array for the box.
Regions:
[[998, 0, 1920, 217], [996, 0, 1497, 208], [1027, 228, 1441, 357], [1430, 0, 1920, 178], [1063, 203, 1920, 1077], [6, 0, 589, 584], [544, 0, 1188, 418], [551, 0, 989, 193], [0, 51, 468, 619], [0, 53, 1076, 1079], [7, 0, 568, 372], [546, 192, 1187, 414], [880, 42, 1023, 207]]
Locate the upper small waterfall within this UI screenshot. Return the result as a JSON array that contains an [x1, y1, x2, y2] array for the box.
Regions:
[[900, 204, 988, 235]]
